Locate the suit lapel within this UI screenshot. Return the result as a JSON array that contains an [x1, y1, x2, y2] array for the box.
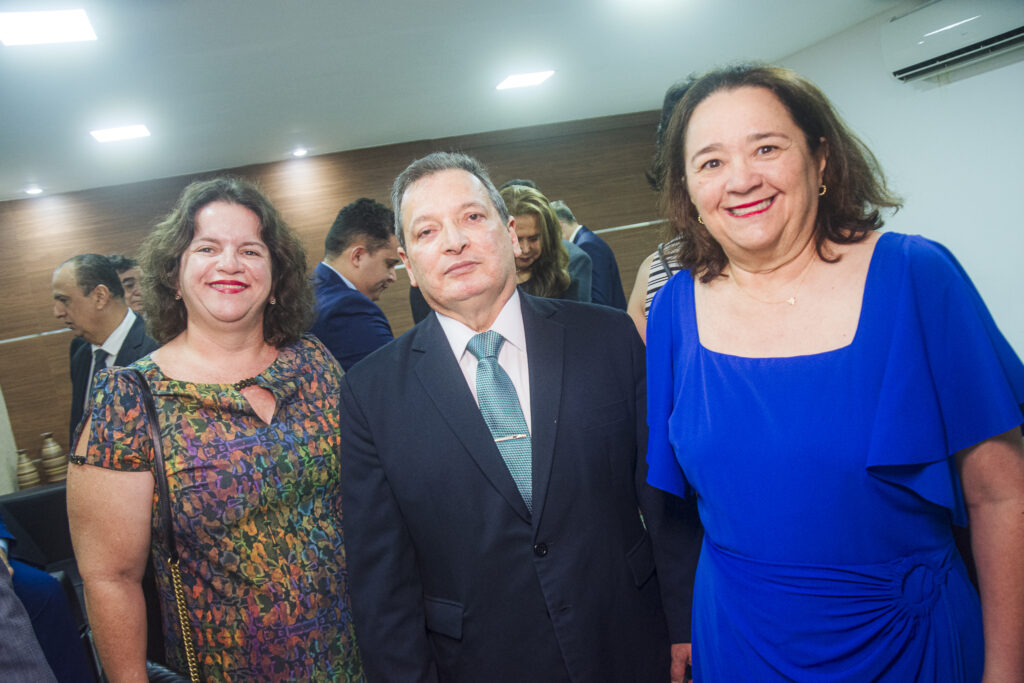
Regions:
[[521, 295, 563, 526], [114, 316, 143, 366], [413, 316, 532, 522]]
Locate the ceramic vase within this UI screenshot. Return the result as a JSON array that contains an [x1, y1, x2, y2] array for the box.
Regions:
[[16, 448, 41, 489], [39, 432, 68, 483]]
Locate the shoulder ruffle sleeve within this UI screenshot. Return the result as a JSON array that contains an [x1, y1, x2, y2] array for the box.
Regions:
[[866, 234, 1024, 525], [73, 365, 154, 472], [645, 271, 694, 499]]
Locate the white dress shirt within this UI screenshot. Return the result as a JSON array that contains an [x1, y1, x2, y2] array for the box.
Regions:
[[85, 309, 136, 400], [436, 291, 532, 432]]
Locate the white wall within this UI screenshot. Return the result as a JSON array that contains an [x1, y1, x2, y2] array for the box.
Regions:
[[0, 385, 17, 494], [779, 3, 1024, 354]]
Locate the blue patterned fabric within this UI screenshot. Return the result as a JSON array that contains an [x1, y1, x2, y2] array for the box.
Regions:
[[467, 331, 533, 511]]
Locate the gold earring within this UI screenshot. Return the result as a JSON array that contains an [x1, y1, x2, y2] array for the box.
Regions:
[[819, 184, 827, 197], [697, 215, 705, 225], [174, 292, 181, 300]]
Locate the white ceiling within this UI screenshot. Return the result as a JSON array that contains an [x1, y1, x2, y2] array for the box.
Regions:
[[0, 0, 907, 203]]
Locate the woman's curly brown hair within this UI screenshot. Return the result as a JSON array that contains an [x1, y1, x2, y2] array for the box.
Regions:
[[654, 64, 901, 282], [139, 176, 313, 346]]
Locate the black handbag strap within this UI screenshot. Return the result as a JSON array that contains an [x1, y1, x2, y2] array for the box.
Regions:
[[128, 368, 179, 563]]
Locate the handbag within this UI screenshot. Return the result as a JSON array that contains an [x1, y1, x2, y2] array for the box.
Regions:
[[129, 369, 202, 683]]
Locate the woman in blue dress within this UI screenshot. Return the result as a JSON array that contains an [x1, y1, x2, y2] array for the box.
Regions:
[[645, 64, 1024, 681]]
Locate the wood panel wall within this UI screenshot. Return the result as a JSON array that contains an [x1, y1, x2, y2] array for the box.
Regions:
[[0, 110, 668, 459]]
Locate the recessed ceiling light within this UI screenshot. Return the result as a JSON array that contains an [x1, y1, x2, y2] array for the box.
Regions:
[[24, 186, 43, 195], [0, 9, 97, 46], [292, 147, 308, 157], [90, 125, 151, 143], [496, 70, 555, 90]]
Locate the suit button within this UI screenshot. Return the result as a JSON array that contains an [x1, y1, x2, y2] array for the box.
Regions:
[[533, 543, 548, 557]]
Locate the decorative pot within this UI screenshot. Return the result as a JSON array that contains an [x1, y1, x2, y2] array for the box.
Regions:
[[16, 448, 41, 489], [39, 432, 68, 483]]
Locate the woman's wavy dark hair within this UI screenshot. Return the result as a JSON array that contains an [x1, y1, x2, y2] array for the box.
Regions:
[[655, 64, 901, 282], [646, 77, 695, 192], [139, 176, 313, 346], [500, 185, 571, 299]]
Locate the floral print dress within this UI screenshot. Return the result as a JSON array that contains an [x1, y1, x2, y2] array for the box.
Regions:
[[76, 335, 363, 681]]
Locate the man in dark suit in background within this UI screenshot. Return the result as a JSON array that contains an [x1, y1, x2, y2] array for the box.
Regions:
[[0, 557, 55, 682], [1, 516, 92, 681], [552, 200, 627, 310], [340, 152, 697, 682], [310, 198, 400, 370], [52, 254, 159, 442]]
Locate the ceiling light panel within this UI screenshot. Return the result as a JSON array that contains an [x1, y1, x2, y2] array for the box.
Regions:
[[0, 9, 97, 46], [496, 70, 555, 90], [90, 125, 151, 142]]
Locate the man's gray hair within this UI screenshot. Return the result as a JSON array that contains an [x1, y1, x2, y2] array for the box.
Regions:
[[390, 152, 510, 248], [549, 200, 577, 225]]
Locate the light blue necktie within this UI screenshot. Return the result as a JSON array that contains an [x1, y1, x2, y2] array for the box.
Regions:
[[467, 330, 532, 512]]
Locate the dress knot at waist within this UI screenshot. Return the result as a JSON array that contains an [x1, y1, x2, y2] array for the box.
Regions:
[[703, 539, 956, 618]]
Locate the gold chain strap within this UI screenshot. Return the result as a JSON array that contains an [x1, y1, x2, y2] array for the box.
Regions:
[[170, 558, 201, 683]]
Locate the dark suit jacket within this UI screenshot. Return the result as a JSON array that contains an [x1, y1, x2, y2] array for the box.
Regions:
[[0, 569, 55, 682], [309, 262, 394, 371], [562, 239, 592, 303], [340, 294, 697, 682], [573, 226, 627, 310], [69, 313, 158, 443]]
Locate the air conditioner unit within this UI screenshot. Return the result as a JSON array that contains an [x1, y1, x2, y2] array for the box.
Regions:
[[881, 0, 1024, 81]]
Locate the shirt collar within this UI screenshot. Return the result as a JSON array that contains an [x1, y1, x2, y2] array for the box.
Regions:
[[321, 260, 358, 293], [93, 309, 136, 357], [436, 290, 526, 361], [569, 224, 583, 242]]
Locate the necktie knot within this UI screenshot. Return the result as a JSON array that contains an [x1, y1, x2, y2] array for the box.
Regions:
[[467, 330, 504, 361]]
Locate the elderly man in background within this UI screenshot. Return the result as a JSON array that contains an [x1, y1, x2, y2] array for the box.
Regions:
[[107, 254, 145, 315], [52, 254, 158, 442], [340, 152, 698, 682], [310, 198, 401, 370]]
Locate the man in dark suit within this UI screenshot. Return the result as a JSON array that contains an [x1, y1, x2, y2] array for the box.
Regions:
[[0, 559, 55, 682], [310, 198, 400, 370], [1, 516, 92, 681], [52, 254, 159, 442], [340, 152, 697, 682], [552, 200, 627, 310]]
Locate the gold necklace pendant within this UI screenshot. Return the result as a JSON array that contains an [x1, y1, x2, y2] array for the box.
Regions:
[[731, 255, 816, 306]]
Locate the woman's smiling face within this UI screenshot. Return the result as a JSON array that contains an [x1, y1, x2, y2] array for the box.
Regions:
[[684, 86, 826, 261], [178, 200, 272, 333]]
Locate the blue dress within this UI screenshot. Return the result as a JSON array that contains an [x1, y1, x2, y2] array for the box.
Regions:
[[646, 233, 1024, 681]]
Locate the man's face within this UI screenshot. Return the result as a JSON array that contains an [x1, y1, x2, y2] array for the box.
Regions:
[[398, 169, 520, 322], [52, 264, 103, 343], [118, 266, 144, 313], [352, 235, 400, 301]]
